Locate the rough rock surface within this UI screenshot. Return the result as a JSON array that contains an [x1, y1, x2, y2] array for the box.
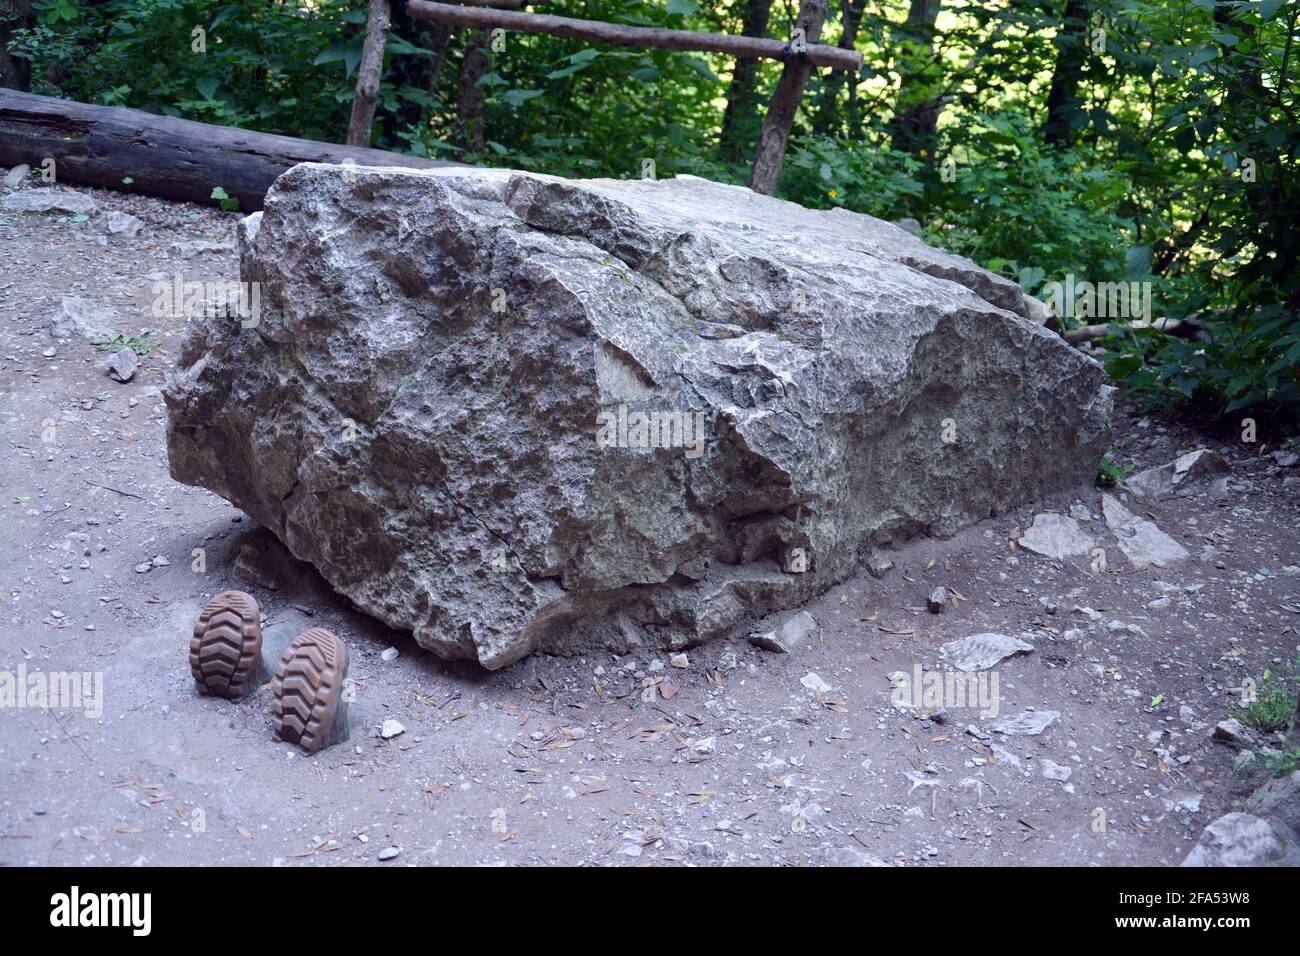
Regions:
[[49, 295, 117, 343], [165, 165, 1112, 668], [749, 610, 817, 654], [1018, 512, 1094, 560], [1102, 493, 1189, 568], [2, 188, 99, 216], [940, 632, 1035, 672], [988, 710, 1059, 736], [1181, 812, 1298, 867], [1245, 771, 1300, 837], [1124, 448, 1228, 500]]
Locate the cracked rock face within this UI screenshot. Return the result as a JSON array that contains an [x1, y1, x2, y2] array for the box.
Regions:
[[165, 165, 1112, 669]]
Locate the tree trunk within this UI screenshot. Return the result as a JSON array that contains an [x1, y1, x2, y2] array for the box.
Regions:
[[748, 0, 828, 195], [718, 0, 773, 162], [455, 30, 489, 157], [1041, 0, 1089, 147], [888, 0, 942, 155], [0, 88, 455, 209], [1, 0, 32, 91], [347, 0, 392, 147]]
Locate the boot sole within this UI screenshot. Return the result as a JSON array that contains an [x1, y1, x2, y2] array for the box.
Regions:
[[189, 590, 263, 699], [273, 627, 347, 754]]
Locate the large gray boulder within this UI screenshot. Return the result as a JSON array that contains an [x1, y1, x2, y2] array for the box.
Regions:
[[1181, 812, 1300, 867], [165, 165, 1112, 668]]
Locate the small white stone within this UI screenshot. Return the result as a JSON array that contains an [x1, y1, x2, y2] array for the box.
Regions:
[[801, 672, 832, 693]]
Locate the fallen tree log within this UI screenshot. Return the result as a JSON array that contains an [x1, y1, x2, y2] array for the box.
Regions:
[[1063, 316, 1209, 346], [0, 89, 456, 210], [403, 0, 864, 70]]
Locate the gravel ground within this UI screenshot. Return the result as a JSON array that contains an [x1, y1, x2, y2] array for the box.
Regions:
[[2, 175, 1298, 867]]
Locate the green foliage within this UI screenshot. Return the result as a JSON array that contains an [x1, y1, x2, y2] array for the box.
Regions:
[[782, 136, 924, 221], [210, 186, 239, 212], [93, 331, 162, 356], [1237, 662, 1299, 734], [4, 0, 1296, 420], [1095, 457, 1133, 487], [11, 0, 366, 137], [1263, 749, 1300, 778], [922, 113, 1135, 294]]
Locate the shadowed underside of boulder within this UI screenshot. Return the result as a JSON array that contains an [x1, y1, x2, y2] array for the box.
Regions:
[[165, 165, 1112, 669]]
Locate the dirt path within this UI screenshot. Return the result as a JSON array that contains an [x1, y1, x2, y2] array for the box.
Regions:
[[2, 178, 1298, 867]]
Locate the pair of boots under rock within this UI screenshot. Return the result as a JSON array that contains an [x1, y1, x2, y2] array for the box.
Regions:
[[189, 590, 361, 753]]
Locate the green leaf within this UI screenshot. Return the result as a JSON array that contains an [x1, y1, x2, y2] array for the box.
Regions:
[[1125, 245, 1152, 280], [682, 56, 717, 81], [210, 5, 240, 30], [501, 89, 542, 108], [312, 44, 348, 66], [387, 34, 437, 58], [666, 0, 700, 15], [312, 37, 364, 75], [195, 77, 219, 101], [1260, 0, 1285, 20]]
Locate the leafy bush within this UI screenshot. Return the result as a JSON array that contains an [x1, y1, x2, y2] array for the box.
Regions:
[[1237, 662, 1299, 734]]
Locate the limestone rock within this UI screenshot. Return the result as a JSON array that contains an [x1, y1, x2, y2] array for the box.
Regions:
[[1181, 813, 1296, 867], [165, 165, 1112, 668], [1124, 448, 1228, 500], [825, 846, 890, 867], [1022, 294, 1053, 326], [749, 610, 816, 654], [1018, 512, 1094, 560], [988, 710, 1059, 736], [1102, 493, 1188, 568], [106, 346, 138, 383], [2, 189, 98, 216], [3, 164, 30, 188], [1041, 759, 1072, 781], [105, 210, 144, 238], [1212, 718, 1255, 747], [866, 555, 895, 579], [49, 296, 117, 343], [1245, 771, 1300, 838], [940, 632, 1034, 672]]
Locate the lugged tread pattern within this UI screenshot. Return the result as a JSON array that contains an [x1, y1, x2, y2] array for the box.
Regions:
[[189, 590, 263, 699], [273, 628, 346, 754]]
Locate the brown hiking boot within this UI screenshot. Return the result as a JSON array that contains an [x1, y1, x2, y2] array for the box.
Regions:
[[272, 627, 349, 754], [189, 590, 264, 699]]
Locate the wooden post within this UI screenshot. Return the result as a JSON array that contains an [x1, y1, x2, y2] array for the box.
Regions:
[[348, 0, 394, 147], [748, 0, 828, 195]]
